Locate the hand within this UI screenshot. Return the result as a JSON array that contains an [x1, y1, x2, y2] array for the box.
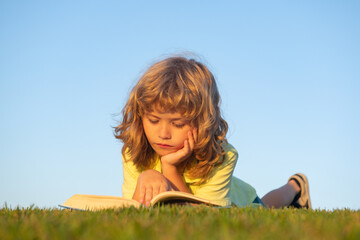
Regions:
[[160, 128, 198, 167], [136, 169, 172, 206]]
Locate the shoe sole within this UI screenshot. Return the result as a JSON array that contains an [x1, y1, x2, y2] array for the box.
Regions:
[[289, 173, 312, 209]]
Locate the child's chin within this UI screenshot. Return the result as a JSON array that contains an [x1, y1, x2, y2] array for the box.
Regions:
[[156, 149, 177, 156]]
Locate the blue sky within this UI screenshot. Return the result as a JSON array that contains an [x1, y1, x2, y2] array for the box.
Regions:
[[1, 1, 359, 210]]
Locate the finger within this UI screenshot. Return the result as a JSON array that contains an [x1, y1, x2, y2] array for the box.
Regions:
[[145, 187, 153, 206], [187, 131, 195, 151], [153, 187, 160, 198], [139, 185, 146, 204], [183, 139, 190, 155], [173, 140, 189, 160], [193, 128, 198, 142], [159, 184, 167, 193]]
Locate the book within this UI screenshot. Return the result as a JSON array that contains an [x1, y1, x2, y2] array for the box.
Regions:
[[59, 191, 221, 210]]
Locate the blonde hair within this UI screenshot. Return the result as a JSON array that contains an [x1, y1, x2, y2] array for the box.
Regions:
[[114, 56, 228, 183]]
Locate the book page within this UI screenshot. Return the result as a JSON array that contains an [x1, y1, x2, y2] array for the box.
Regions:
[[150, 191, 221, 206], [60, 194, 142, 210]]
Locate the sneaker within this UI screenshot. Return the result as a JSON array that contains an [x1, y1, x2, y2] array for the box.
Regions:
[[288, 173, 312, 209]]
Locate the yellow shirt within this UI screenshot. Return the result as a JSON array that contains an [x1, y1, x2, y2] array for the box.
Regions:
[[122, 142, 258, 207]]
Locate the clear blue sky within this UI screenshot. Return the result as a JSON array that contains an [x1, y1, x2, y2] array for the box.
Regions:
[[1, 1, 359, 210]]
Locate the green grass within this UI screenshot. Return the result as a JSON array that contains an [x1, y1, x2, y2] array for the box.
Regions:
[[1, 205, 359, 240]]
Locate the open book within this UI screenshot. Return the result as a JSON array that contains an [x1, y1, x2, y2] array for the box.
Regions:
[[59, 191, 221, 210]]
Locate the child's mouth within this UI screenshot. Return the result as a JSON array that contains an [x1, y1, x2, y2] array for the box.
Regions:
[[156, 143, 173, 148]]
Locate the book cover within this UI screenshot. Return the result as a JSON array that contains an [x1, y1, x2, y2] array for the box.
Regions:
[[59, 191, 221, 210]]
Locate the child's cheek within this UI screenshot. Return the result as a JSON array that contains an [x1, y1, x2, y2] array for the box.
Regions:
[[176, 144, 184, 151]]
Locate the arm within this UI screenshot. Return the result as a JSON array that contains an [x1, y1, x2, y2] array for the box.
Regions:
[[126, 129, 197, 206], [122, 152, 188, 206], [160, 130, 197, 194], [132, 169, 173, 205], [122, 152, 175, 205], [132, 165, 190, 206], [161, 163, 191, 193]]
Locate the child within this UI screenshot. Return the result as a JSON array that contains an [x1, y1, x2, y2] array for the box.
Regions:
[[115, 56, 311, 209]]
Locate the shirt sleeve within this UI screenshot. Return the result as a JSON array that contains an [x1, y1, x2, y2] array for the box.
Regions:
[[121, 154, 140, 199], [191, 144, 238, 207]]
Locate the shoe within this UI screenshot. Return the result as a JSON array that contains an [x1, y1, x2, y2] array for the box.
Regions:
[[288, 173, 312, 209]]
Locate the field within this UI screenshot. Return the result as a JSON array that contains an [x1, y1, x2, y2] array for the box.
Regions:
[[1, 205, 359, 240]]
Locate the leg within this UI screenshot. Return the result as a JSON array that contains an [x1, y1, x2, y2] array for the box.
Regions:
[[261, 180, 300, 208]]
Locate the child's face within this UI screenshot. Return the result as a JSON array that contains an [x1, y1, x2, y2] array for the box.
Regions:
[[142, 109, 193, 156]]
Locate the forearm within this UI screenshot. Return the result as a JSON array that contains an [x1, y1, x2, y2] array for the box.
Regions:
[[161, 163, 191, 193], [131, 169, 174, 204]]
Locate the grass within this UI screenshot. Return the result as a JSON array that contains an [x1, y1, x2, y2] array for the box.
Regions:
[[1, 205, 359, 240]]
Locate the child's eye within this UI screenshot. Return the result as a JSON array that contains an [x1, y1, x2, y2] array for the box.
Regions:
[[173, 123, 185, 128], [149, 119, 159, 124]]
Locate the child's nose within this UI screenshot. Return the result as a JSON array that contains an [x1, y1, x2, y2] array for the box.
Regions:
[[159, 124, 171, 139]]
